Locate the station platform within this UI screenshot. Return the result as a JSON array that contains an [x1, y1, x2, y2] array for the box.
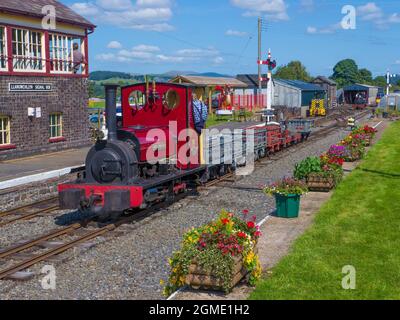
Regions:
[[0, 147, 90, 190]]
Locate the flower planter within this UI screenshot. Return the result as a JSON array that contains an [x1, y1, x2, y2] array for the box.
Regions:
[[306, 174, 335, 192], [274, 194, 301, 219], [185, 246, 258, 292], [364, 137, 372, 147]]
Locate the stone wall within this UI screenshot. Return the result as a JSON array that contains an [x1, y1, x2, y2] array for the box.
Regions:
[[0, 76, 91, 160], [0, 173, 76, 212]]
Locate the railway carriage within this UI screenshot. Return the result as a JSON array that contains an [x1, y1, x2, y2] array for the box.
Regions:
[[59, 83, 313, 220]]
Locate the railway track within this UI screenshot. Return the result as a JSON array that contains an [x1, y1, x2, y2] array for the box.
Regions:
[[0, 190, 194, 281], [0, 197, 59, 228], [0, 109, 371, 282]]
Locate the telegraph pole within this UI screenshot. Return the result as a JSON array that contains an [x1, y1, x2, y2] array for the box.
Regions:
[[258, 17, 262, 96], [386, 70, 390, 95]]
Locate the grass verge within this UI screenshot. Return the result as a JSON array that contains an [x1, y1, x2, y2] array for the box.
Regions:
[[250, 121, 400, 300]]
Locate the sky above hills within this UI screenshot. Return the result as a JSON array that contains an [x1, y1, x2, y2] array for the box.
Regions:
[[62, 0, 400, 77]]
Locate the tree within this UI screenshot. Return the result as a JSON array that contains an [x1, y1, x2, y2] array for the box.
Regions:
[[373, 76, 387, 87], [358, 68, 373, 84], [331, 59, 362, 88], [274, 61, 311, 82]]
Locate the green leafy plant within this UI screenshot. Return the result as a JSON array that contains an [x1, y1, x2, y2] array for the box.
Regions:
[[294, 157, 322, 181]]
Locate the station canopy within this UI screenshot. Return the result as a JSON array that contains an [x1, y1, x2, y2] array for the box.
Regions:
[[343, 84, 379, 91], [170, 75, 247, 88]]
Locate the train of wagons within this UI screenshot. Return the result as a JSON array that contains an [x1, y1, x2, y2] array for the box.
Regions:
[[58, 83, 313, 220]]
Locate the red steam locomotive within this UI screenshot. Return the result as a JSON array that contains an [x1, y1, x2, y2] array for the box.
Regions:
[[58, 83, 312, 220]]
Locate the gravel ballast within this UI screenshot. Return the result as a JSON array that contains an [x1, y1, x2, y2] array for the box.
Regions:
[[0, 127, 353, 300]]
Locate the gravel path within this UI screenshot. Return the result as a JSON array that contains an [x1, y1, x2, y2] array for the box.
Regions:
[[0, 127, 352, 300]]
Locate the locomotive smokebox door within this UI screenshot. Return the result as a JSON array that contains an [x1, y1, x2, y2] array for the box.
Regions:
[[104, 190, 131, 212], [59, 189, 85, 210]]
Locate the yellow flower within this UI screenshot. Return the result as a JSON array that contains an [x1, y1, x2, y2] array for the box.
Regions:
[[245, 251, 255, 265], [160, 279, 165, 285]]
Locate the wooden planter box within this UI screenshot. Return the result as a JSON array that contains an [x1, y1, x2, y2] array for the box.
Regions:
[[185, 247, 258, 292], [364, 137, 372, 147], [307, 174, 335, 192]]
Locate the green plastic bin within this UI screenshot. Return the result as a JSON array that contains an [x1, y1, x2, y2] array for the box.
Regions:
[[275, 194, 301, 219]]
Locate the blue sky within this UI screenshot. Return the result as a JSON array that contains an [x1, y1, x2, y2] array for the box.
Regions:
[[62, 0, 400, 77]]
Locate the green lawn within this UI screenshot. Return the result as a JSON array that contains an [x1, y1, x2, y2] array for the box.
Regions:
[[250, 121, 400, 300], [206, 112, 255, 128]]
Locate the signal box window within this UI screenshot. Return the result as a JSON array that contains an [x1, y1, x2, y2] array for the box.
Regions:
[[49, 34, 85, 74], [0, 116, 11, 145], [12, 28, 44, 72], [50, 113, 63, 138], [0, 26, 7, 70]]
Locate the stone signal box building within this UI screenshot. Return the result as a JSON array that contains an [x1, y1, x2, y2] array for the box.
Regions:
[[0, 0, 95, 160]]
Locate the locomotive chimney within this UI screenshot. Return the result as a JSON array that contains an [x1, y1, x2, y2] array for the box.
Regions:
[[104, 84, 119, 141]]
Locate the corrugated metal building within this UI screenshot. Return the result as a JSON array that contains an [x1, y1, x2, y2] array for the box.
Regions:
[[273, 79, 326, 107], [343, 84, 379, 106]]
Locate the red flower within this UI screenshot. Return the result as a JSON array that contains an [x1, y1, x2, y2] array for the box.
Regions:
[[221, 218, 230, 225], [247, 221, 256, 229], [254, 231, 262, 238], [237, 232, 247, 239], [242, 209, 249, 216]]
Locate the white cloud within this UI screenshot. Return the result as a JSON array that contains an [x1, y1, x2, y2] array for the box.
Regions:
[[96, 0, 132, 11], [96, 53, 116, 61], [107, 41, 123, 49], [226, 29, 248, 37], [213, 57, 224, 65], [70, 2, 100, 16], [70, 0, 174, 31], [119, 49, 154, 60], [306, 26, 317, 34], [156, 54, 186, 63], [96, 44, 221, 65], [230, 0, 289, 21], [307, 23, 341, 34], [357, 2, 384, 21], [388, 13, 400, 23], [357, 2, 400, 29], [176, 48, 219, 58], [132, 44, 161, 52]]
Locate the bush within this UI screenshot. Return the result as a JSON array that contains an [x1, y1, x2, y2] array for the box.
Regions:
[[294, 157, 322, 181]]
